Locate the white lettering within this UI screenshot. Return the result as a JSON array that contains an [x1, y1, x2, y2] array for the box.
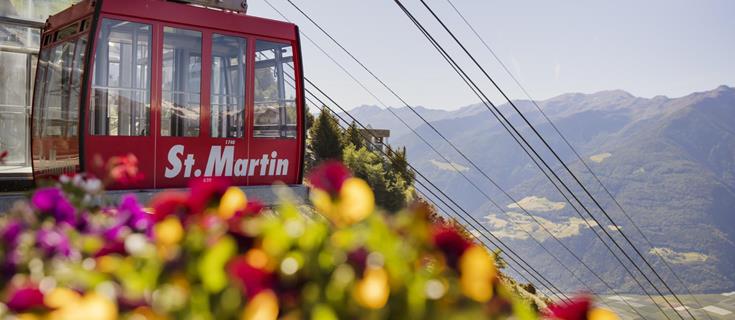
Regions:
[[205, 146, 234, 177], [248, 159, 259, 176], [276, 159, 289, 176], [164, 145, 184, 178], [234, 159, 248, 177], [259, 154, 269, 176]]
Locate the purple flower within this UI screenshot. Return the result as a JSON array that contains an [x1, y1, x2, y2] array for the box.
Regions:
[[36, 227, 71, 257], [1, 220, 23, 247], [119, 194, 152, 236], [31, 187, 76, 225]]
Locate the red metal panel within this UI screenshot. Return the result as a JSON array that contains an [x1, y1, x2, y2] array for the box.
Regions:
[[45, 0, 94, 34]]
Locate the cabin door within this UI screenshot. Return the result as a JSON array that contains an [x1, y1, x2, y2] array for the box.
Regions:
[[85, 17, 155, 189]]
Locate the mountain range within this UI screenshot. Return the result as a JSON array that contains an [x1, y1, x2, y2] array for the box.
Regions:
[[341, 85, 735, 294]]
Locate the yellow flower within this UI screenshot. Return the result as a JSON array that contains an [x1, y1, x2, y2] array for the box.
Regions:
[[219, 187, 248, 219], [241, 290, 279, 320], [48, 292, 117, 320], [311, 177, 375, 227], [44, 288, 81, 309], [154, 216, 184, 246], [459, 246, 497, 302], [589, 307, 620, 320], [354, 266, 390, 309]]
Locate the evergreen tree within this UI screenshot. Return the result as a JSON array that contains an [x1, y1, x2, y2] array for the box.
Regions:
[[386, 146, 414, 186], [309, 109, 344, 163], [343, 145, 407, 212], [341, 122, 365, 150], [304, 104, 315, 132]]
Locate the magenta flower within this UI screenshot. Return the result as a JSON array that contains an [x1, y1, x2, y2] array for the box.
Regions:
[[5, 286, 46, 312], [188, 178, 230, 214], [545, 295, 592, 320], [432, 226, 472, 270], [308, 161, 351, 196], [119, 194, 152, 236], [1, 220, 23, 247], [31, 187, 76, 225], [37, 227, 71, 257], [228, 255, 274, 299]]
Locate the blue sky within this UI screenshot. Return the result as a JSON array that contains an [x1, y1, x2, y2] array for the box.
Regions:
[[248, 0, 735, 110]]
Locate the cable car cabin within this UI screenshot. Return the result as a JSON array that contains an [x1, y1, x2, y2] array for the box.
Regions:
[[31, 0, 305, 189]]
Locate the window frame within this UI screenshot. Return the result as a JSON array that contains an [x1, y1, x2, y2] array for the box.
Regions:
[[209, 32, 249, 139], [251, 37, 298, 140]]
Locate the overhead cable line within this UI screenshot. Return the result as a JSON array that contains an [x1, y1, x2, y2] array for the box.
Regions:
[[395, 0, 681, 317], [411, 1, 695, 318], [267, 0, 645, 312], [392, 1, 683, 318], [271, 1, 648, 315], [264, 0, 575, 300], [301, 79, 570, 302], [441, 1, 710, 316]]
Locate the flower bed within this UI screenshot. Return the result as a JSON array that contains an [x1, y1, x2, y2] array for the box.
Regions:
[[0, 160, 616, 319]]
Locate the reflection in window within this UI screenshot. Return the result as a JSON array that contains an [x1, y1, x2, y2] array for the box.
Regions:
[[41, 40, 75, 137], [211, 34, 246, 138], [254, 40, 297, 138], [162, 27, 201, 137], [90, 19, 151, 136]]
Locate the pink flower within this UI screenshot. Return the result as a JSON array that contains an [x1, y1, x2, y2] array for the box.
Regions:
[[5, 286, 46, 312], [31, 187, 76, 225], [545, 295, 592, 320], [308, 161, 352, 196], [228, 255, 274, 299], [108, 154, 144, 185], [150, 191, 189, 222], [432, 226, 473, 270], [188, 178, 231, 214]]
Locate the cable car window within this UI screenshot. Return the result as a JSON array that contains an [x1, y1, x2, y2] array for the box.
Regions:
[[90, 19, 152, 136], [254, 40, 297, 138], [41, 40, 75, 137], [211, 34, 246, 138], [162, 27, 202, 137], [68, 37, 87, 137]]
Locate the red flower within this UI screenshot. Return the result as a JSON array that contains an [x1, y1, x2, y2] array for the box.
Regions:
[[5, 286, 46, 312], [0, 150, 8, 164], [227, 255, 274, 299], [545, 295, 591, 320], [150, 191, 189, 222], [308, 161, 351, 195], [432, 225, 473, 269], [347, 247, 369, 275], [188, 178, 230, 214], [108, 154, 144, 185]]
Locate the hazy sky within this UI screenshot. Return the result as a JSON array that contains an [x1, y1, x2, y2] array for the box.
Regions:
[[248, 0, 735, 110]]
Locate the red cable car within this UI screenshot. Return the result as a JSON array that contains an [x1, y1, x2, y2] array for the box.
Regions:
[[30, 0, 305, 189]]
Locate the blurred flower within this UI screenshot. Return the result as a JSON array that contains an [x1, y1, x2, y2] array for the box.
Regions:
[[118, 195, 152, 235], [353, 266, 390, 309], [154, 216, 184, 246], [311, 177, 375, 227], [94, 240, 126, 258], [308, 161, 351, 196], [48, 292, 117, 320], [37, 227, 71, 257], [458, 246, 496, 302], [31, 187, 76, 225], [108, 154, 144, 185], [432, 226, 472, 269], [545, 295, 619, 320], [5, 286, 46, 312], [241, 290, 279, 320], [188, 178, 230, 214], [228, 254, 274, 299], [2, 219, 23, 247], [219, 187, 247, 219], [150, 191, 189, 221], [347, 247, 369, 275]]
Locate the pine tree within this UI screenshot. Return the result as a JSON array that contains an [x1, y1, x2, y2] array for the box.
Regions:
[[309, 109, 344, 163], [341, 122, 365, 150], [386, 146, 414, 186]]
